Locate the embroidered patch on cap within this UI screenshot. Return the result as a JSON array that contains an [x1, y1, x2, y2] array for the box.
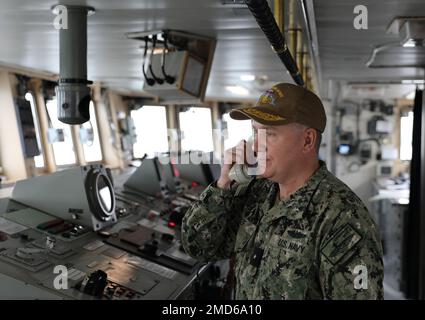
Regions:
[[258, 86, 284, 106]]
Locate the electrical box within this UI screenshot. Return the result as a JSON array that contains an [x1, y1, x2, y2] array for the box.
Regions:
[[377, 161, 394, 177], [337, 131, 355, 155], [359, 144, 372, 163], [368, 116, 392, 135]]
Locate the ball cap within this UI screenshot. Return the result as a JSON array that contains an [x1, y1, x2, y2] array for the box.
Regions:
[[229, 83, 327, 133]]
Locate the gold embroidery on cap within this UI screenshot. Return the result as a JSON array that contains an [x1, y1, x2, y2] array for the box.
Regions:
[[272, 86, 284, 98], [243, 108, 285, 121]]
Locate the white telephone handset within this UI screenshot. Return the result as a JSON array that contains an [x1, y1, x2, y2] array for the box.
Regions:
[[228, 138, 258, 184], [228, 164, 253, 184]]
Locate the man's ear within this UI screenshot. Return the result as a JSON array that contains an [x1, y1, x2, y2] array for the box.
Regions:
[[303, 128, 316, 153]]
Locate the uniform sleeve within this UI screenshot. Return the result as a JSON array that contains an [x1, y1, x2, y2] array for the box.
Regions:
[[181, 181, 252, 262], [318, 208, 384, 300]]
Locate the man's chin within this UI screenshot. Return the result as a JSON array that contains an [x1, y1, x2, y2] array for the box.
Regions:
[[257, 168, 272, 179]]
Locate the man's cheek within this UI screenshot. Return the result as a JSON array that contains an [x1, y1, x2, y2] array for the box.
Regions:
[[256, 141, 268, 158]]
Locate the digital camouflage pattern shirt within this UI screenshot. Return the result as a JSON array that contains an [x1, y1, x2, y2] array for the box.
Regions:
[[181, 161, 384, 299]]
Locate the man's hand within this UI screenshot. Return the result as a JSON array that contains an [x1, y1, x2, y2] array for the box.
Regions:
[[217, 140, 247, 189]]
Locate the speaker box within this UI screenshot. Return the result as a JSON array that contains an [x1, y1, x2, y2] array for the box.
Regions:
[[12, 165, 117, 231]]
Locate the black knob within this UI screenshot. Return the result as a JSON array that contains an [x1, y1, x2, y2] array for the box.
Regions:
[[161, 233, 174, 243], [78, 270, 108, 297], [141, 240, 158, 256]]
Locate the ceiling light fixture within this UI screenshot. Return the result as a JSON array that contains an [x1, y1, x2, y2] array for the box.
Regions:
[[401, 79, 425, 84], [240, 74, 256, 81], [226, 85, 249, 95]]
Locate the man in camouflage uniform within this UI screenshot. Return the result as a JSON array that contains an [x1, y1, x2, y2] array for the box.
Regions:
[[181, 83, 384, 299]]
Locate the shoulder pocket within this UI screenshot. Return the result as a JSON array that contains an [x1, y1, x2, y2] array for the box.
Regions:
[[321, 224, 362, 265]]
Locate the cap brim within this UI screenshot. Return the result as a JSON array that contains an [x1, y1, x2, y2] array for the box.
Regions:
[[229, 106, 292, 126]]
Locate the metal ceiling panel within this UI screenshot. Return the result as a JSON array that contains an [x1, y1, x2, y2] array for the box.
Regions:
[[0, 0, 293, 100]]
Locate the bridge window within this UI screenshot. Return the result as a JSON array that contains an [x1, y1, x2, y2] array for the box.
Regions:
[[179, 107, 214, 153], [222, 112, 252, 150], [81, 101, 102, 163], [400, 111, 413, 161], [131, 106, 169, 159], [45, 98, 76, 166]]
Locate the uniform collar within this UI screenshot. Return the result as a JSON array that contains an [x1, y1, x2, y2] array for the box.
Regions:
[[262, 160, 328, 223]]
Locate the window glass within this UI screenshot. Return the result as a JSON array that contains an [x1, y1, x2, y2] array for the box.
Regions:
[[222, 112, 252, 150], [45, 98, 76, 166], [400, 111, 413, 161], [131, 106, 169, 158], [179, 107, 214, 153], [81, 101, 102, 162]]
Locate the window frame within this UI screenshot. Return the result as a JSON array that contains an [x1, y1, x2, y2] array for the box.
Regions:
[[80, 100, 104, 164], [24, 91, 46, 172]]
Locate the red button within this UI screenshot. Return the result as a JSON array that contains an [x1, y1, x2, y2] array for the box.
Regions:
[[168, 221, 176, 228]]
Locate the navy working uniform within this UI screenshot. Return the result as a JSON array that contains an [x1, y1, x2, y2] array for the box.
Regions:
[[181, 83, 384, 299]]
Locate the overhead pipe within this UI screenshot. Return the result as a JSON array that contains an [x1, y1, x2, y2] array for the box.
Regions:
[[294, 27, 303, 67], [302, 44, 308, 83], [307, 67, 312, 91], [297, 31, 304, 75], [275, 0, 298, 67], [303, 48, 310, 90], [245, 0, 304, 86], [287, 0, 297, 60], [299, 0, 321, 93], [273, 0, 284, 33]]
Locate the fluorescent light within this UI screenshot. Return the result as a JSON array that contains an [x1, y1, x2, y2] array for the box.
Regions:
[[226, 85, 249, 96], [221, 0, 246, 5], [401, 79, 425, 84], [240, 74, 255, 81]]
